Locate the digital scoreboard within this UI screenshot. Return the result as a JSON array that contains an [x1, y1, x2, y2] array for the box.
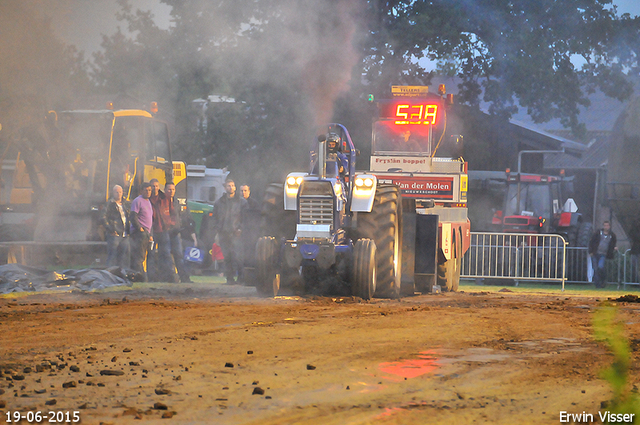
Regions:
[[378, 100, 442, 126]]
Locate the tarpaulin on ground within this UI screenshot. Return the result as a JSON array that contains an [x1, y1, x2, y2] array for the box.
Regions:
[[0, 264, 133, 294]]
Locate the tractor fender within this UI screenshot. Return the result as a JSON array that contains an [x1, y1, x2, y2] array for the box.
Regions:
[[350, 174, 377, 212], [558, 211, 582, 228], [283, 172, 306, 210]]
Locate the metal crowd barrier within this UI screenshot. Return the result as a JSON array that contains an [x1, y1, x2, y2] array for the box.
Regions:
[[564, 247, 620, 286], [622, 249, 640, 289], [565, 247, 590, 283], [461, 232, 568, 290]]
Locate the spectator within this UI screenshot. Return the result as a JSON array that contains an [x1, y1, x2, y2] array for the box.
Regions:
[[588, 220, 618, 288], [102, 184, 130, 269], [148, 178, 166, 281], [129, 182, 154, 281], [239, 184, 261, 284], [158, 182, 192, 283], [240, 185, 260, 210], [213, 178, 247, 284]]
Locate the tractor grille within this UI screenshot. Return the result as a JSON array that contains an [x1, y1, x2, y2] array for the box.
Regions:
[[299, 197, 334, 228]]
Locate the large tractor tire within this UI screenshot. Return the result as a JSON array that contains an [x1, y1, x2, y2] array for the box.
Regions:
[[576, 221, 593, 247], [356, 184, 402, 298], [566, 221, 593, 281], [352, 239, 376, 300], [438, 257, 461, 292], [255, 236, 280, 297]]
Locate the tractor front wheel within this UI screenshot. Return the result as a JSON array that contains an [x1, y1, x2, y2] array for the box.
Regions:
[[255, 236, 280, 297], [352, 239, 376, 300]]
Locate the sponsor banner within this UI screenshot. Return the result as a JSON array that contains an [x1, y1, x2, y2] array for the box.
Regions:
[[370, 156, 462, 173], [376, 175, 455, 200]]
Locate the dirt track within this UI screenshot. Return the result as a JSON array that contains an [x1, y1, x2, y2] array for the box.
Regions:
[[1, 283, 639, 424]]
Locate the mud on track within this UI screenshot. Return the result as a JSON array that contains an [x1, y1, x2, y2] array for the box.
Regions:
[[0, 283, 639, 424]]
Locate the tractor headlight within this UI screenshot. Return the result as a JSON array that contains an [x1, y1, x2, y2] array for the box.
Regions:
[[286, 175, 304, 196], [355, 177, 374, 188], [286, 176, 303, 188]]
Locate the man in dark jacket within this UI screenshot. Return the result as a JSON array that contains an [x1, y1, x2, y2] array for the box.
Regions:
[[214, 178, 247, 284], [240, 185, 260, 210], [102, 184, 131, 268], [148, 178, 166, 281], [157, 182, 191, 283], [588, 220, 617, 288]]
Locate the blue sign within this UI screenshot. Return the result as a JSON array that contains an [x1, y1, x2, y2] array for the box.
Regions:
[[184, 246, 204, 264]]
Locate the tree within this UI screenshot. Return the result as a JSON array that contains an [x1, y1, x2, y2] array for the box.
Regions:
[[362, 0, 640, 138], [0, 2, 90, 145], [93, 0, 364, 188], [93, 0, 640, 185]]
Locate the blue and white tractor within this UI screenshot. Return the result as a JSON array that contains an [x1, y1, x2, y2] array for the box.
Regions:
[[255, 124, 402, 299]]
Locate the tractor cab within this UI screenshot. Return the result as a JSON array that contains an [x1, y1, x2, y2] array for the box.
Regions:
[[498, 171, 589, 246]]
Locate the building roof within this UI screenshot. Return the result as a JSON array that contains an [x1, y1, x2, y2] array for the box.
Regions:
[[430, 75, 629, 133], [544, 132, 609, 170], [428, 75, 629, 170], [506, 118, 586, 156]]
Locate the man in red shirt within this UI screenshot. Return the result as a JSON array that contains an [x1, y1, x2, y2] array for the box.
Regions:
[[157, 182, 191, 283]]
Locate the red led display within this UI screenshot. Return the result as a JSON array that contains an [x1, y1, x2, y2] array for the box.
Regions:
[[378, 100, 441, 126]]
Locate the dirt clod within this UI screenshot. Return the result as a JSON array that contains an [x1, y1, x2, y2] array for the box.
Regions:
[[613, 294, 640, 303], [100, 370, 124, 376]]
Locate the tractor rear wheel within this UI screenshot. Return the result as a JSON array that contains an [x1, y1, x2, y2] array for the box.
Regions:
[[576, 221, 593, 247], [356, 184, 402, 298], [352, 239, 376, 300], [255, 236, 280, 297]]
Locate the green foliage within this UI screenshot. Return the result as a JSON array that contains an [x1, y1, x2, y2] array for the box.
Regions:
[[363, 0, 640, 137], [0, 2, 90, 143], [593, 303, 640, 419], [89, 0, 640, 190]]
